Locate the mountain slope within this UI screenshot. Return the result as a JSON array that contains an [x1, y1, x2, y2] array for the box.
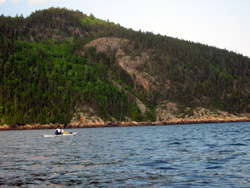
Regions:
[[0, 7, 249, 126]]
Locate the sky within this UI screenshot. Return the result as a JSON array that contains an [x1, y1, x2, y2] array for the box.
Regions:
[[1, 0, 250, 58]]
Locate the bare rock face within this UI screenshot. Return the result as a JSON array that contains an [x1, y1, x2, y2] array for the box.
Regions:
[[70, 106, 105, 127], [85, 37, 163, 92], [84, 37, 150, 114], [135, 97, 147, 114], [85, 37, 129, 54], [155, 101, 179, 121], [155, 101, 250, 123]]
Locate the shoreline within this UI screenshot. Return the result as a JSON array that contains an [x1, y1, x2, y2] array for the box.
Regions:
[[1, 117, 250, 131]]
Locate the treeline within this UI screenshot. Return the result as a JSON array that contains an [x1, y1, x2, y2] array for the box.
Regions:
[[89, 18, 250, 113], [67, 8, 249, 113], [0, 38, 151, 125], [90, 15, 250, 113], [0, 7, 249, 125]]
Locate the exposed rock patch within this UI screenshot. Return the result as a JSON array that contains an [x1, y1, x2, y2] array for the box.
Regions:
[[85, 37, 128, 54], [84, 37, 162, 92], [135, 97, 147, 114], [155, 101, 179, 121], [155, 102, 250, 123], [70, 106, 105, 127]]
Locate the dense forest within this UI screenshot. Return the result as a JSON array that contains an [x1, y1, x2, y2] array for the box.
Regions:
[[0, 8, 249, 125]]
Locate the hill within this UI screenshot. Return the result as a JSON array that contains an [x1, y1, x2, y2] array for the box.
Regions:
[[0, 7, 250, 127]]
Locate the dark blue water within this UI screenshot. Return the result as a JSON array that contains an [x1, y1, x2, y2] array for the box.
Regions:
[[1, 122, 250, 187]]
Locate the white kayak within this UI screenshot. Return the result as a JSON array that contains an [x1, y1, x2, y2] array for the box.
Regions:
[[43, 132, 78, 137]]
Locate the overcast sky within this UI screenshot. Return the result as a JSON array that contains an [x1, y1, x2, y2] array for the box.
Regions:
[[1, 0, 250, 58]]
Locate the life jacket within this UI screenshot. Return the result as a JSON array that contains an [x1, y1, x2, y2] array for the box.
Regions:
[[55, 129, 62, 135]]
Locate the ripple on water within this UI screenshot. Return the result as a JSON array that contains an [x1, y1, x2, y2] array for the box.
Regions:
[[1, 123, 250, 187]]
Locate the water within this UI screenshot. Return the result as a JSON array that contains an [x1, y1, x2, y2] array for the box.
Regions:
[[1, 122, 250, 187]]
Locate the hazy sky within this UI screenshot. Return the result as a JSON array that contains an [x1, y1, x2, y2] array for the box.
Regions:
[[1, 0, 250, 58]]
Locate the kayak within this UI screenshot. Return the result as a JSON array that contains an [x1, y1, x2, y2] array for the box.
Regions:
[[43, 132, 78, 137]]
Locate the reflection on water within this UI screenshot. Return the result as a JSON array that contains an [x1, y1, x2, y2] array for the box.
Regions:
[[1, 122, 250, 187]]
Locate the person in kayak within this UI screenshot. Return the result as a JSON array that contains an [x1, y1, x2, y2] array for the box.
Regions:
[[55, 126, 63, 135]]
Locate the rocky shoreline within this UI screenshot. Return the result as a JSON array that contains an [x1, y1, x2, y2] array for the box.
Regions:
[[1, 116, 250, 131]]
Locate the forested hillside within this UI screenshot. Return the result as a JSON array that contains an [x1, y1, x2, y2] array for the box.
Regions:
[[0, 7, 249, 126]]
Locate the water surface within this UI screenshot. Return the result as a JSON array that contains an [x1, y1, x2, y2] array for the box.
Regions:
[[1, 122, 250, 187]]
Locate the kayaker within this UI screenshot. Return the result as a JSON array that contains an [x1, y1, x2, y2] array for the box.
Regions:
[[55, 126, 62, 135]]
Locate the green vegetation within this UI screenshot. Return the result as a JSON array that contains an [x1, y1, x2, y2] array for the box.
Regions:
[[0, 7, 249, 125], [0, 39, 146, 125]]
